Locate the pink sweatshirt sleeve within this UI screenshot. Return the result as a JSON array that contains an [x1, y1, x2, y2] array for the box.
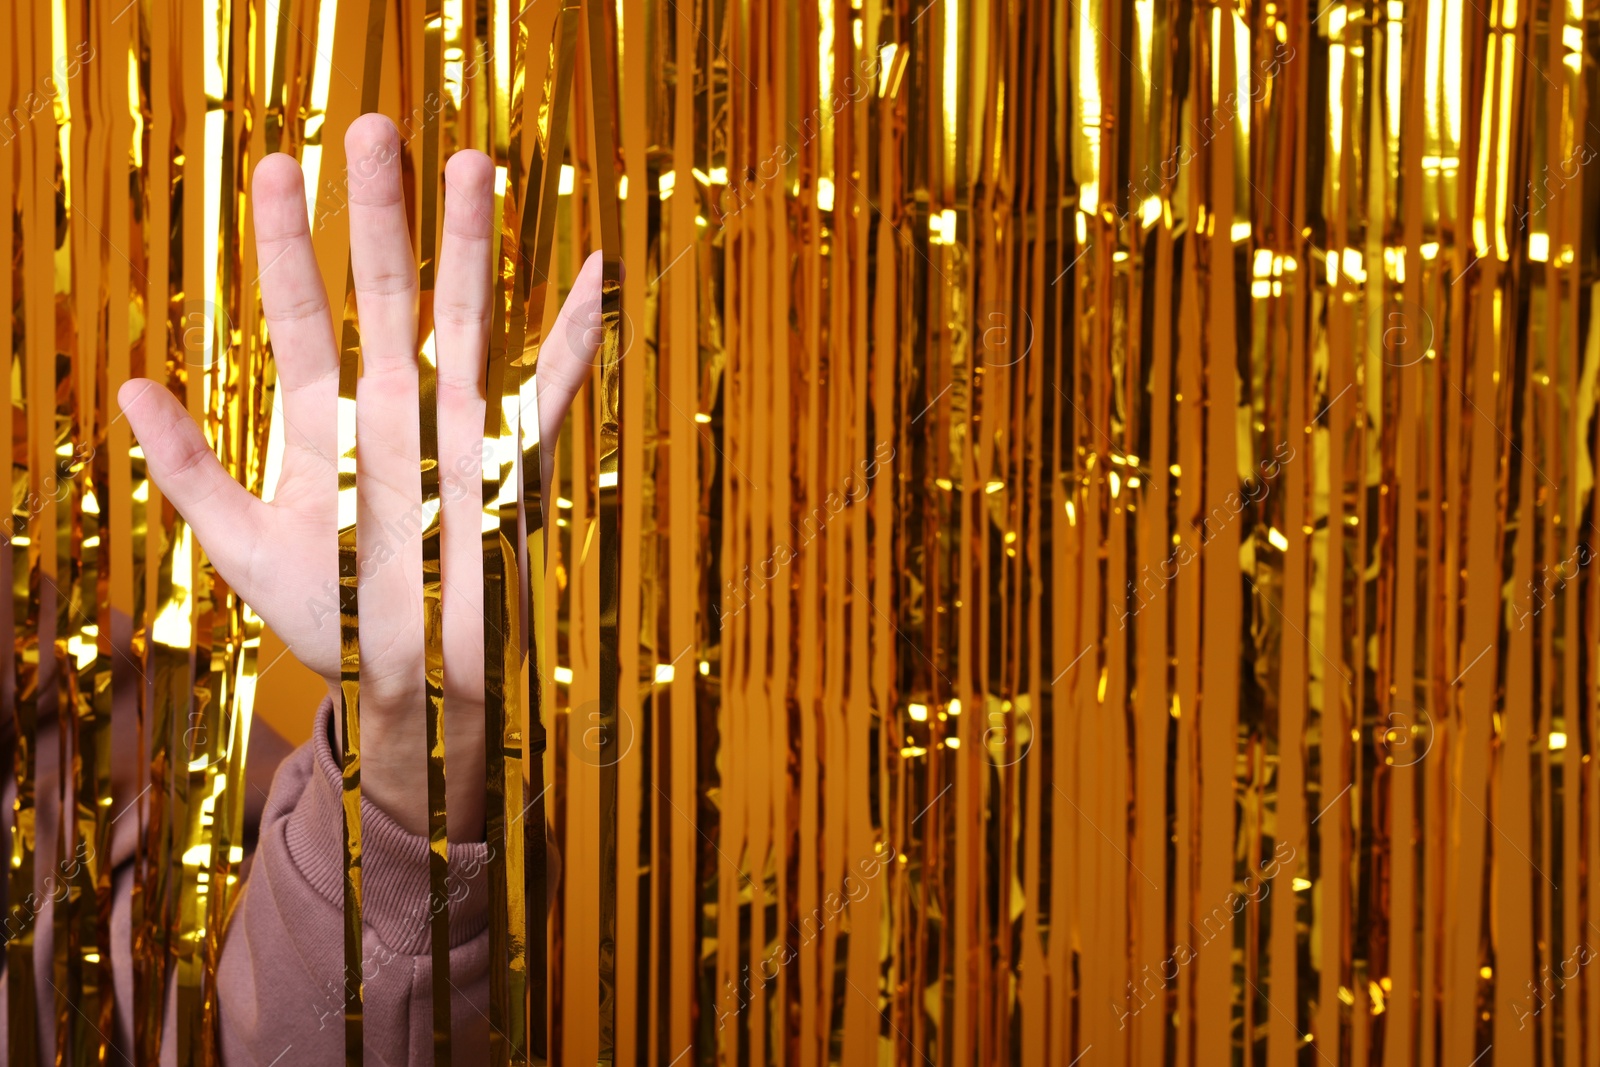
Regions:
[[3, 698, 495, 1066], [211, 697, 493, 1064]]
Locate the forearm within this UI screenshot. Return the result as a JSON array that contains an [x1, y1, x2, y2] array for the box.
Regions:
[[217, 697, 492, 1064], [326, 681, 487, 842]]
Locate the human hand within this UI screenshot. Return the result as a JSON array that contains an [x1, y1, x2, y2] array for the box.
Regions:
[[119, 115, 605, 838]]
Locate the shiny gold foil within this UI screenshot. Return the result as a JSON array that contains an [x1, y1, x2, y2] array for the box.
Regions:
[[521, 10, 581, 1062], [334, 0, 392, 1057], [481, 3, 529, 1062], [9, 0, 1600, 1065], [6, 13, 45, 1067], [481, 3, 579, 1063], [416, 0, 456, 1061], [579, 6, 626, 1064]]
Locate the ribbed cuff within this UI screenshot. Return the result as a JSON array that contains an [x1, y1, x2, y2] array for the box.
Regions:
[[284, 698, 491, 955]]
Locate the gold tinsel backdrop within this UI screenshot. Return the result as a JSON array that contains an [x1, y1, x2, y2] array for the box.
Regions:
[[1, 0, 1593, 1064]]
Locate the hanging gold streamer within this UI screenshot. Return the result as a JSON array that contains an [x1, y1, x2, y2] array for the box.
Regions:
[[415, 0, 455, 1060], [482, 5, 541, 1065], [6, 14, 46, 1067], [579, 4, 626, 1061]]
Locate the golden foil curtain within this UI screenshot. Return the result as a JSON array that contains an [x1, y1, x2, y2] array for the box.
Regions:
[[4, 0, 1600, 1065]]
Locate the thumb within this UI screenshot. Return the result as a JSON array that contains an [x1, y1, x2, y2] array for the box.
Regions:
[[533, 250, 609, 447], [119, 378, 267, 590]]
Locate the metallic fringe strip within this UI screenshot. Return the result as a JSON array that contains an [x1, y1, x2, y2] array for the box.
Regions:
[[6, 13, 44, 1067], [337, 2, 390, 1062], [482, 4, 529, 1065], [579, 3, 626, 1062], [416, 0, 455, 1060], [140, 3, 183, 1061], [519, 10, 579, 1063]]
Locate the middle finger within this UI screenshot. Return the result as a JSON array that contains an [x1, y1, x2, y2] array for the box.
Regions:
[[346, 114, 426, 705], [346, 114, 420, 376]]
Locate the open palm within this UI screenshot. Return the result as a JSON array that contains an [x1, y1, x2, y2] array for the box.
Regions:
[[119, 115, 602, 837]]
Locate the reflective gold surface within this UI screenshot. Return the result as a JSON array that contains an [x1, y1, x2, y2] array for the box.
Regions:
[[417, 1, 455, 1062], [6, 0, 1598, 1064], [335, 5, 390, 1061]]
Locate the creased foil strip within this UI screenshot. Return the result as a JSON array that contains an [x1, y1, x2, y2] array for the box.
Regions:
[[6, 10, 44, 1065], [335, 2, 391, 1063], [481, 5, 529, 1066], [579, 2, 626, 1061], [137, 1, 184, 1061], [414, 0, 455, 1059], [518, 9, 578, 1063]]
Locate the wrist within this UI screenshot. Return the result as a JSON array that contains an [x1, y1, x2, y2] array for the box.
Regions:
[[326, 688, 489, 842]]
